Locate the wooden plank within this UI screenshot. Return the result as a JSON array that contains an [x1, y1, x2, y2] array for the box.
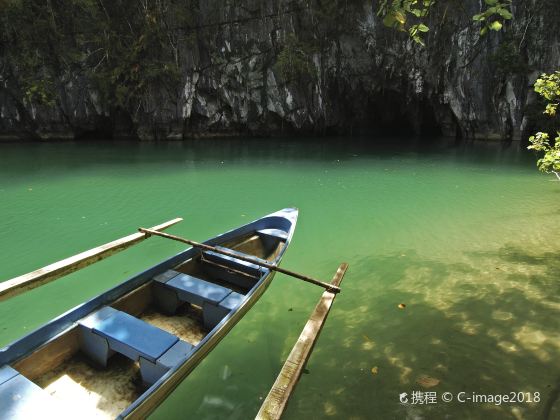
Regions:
[[0, 218, 183, 302], [112, 282, 154, 317], [256, 263, 349, 420], [13, 327, 80, 381]]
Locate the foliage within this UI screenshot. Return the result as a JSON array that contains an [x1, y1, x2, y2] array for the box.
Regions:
[[377, 0, 433, 45], [534, 72, 560, 117], [490, 40, 527, 77], [275, 34, 317, 82], [471, 0, 512, 36], [0, 0, 195, 112], [528, 72, 560, 175], [25, 80, 56, 106], [528, 132, 560, 174], [377, 0, 512, 45]]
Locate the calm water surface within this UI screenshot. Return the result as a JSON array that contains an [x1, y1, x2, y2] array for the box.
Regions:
[[0, 138, 559, 419]]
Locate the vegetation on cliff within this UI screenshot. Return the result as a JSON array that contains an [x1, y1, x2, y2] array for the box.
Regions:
[[0, 0, 193, 112], [528, 72, 560, 177], [377, 0, 512, 45]]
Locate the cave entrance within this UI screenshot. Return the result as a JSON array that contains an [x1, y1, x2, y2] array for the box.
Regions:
[[351, 89, 442, 137]]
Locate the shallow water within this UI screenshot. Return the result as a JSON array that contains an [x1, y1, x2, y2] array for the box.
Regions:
[[0, 138, 559, 419]]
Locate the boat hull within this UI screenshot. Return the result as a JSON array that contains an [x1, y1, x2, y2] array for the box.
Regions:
[[0, 208, 298, 419]]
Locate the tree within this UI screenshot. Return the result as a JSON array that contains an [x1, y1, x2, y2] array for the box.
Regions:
[[527, 72, 560, 180]]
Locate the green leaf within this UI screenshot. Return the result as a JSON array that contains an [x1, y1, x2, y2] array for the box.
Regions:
[[472, 14, 485, 21], [480, 26, 488, 36], [545, 103, 558, 116], [394, 10, 406, 24], [417, 23, 429, 32], [498, 8, 512, 19], [382, 13, 396, 27], [412, 35, 425, 46], [489, 21, 503, 31], [484, 0, 498, 5]]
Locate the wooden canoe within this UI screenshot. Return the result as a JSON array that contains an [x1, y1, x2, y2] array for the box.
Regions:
[[0, 208, 298, 419]]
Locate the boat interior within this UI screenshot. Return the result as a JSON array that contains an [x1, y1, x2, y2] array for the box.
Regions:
[[1, 228, 287, 419]]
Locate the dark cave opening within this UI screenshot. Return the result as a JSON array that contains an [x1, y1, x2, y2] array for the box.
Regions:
[[75, 116, 114, 140], [343, 89, 443, 138], [418, 98, 444, 137], [74, 110, 138, 141]]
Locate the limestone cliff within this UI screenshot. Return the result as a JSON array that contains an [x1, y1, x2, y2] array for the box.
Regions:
[[0, 0, 558, 141]]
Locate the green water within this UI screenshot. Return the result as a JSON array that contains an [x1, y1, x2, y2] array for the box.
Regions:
[[0, 138, 559, 419]]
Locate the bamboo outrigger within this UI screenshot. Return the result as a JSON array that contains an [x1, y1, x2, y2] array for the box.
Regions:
[[256, 263, 348, 419], [0, 218, 183, 302]]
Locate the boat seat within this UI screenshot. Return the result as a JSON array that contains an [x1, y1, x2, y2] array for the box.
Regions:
[[203, 246, 265, 277], [139, 340, 194, 386], [162, 272, 231, 306], [78, 306, 179, 371], [257, 228, 287, 253], [0, 365, 19, 386], [153, 270, 245, 329], [0, 365, 71, 419], [257, 228, 288, 241], [202, 290, 245, 329], [201, 246, 269, 288]]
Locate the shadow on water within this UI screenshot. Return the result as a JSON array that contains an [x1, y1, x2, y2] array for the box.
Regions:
[[0, 137, 538, 178], [284, 246, 560, 420]]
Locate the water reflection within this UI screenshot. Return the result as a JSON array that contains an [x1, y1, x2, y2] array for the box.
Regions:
[[0, 137, 537, 178]]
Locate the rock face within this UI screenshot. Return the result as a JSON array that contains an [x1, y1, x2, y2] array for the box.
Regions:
[[0, 0, 559, 141]]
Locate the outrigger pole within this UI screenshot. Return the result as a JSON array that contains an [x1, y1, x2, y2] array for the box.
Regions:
[[138, 228, 342, 294], [0, 218, 183, 302], [257, 263, 348, 419]]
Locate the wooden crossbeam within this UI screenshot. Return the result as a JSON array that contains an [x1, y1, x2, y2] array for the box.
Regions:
[[139, 228, 341, 294]]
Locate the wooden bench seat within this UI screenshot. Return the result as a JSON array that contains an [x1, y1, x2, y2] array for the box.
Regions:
[[0, 365, 18, 386], [257, 228, 288, 241], [79, 306, 179, 364], [203, 246, 265, 277], [0, 365, 70, 419], [166, 273, 231, 306], [257, 228, 288, 253], [201, 246, 269, 289], [138, 340, 194, 386], [78, 306, 196, 385], [202, 291, 245, 329], [153, 270, 245, 329]]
